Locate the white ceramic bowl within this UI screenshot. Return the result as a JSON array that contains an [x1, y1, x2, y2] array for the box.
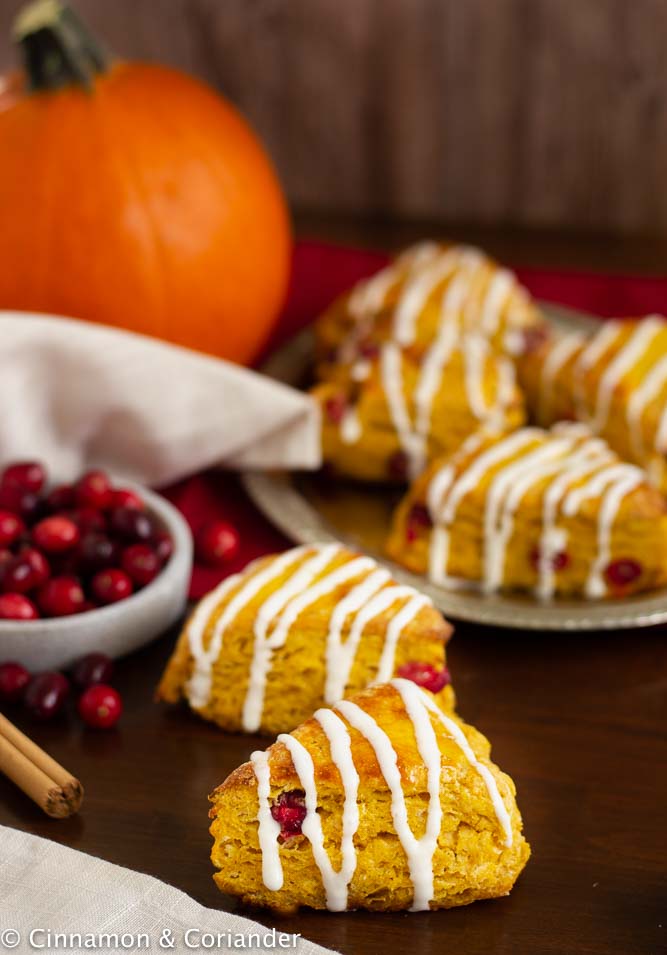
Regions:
[[0, 485, 193, 671]]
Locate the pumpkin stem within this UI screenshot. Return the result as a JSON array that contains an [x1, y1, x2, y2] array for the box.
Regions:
[[13, 0, 109, 92]]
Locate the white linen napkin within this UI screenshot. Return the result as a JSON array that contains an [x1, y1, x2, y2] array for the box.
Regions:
[[0, 824, 337, 955], [0, 313, 320, 485]]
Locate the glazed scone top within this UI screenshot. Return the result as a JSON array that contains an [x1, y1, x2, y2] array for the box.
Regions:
[[413, 423, 665, 599], [184, 544, 449, 731], [216, 681, 520, 913]]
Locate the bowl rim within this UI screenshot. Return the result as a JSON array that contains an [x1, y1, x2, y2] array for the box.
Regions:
[[0, 482, 192, 632]]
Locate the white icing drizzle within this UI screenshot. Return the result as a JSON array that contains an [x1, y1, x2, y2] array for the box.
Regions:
[[392, 247, 464, 345], [251, 750, 283, 892], [380, 343, 424, 479], [572, 321, 623, 419], [242, 553, 376, 732], [463, 336, 492, 419], [348, 242, 440, 320], [591, 317, 664, 431], [184, 573, 245, 709], [480, 269, 515, 335], [626, 350, 667, 458], [340, 406, 362, 444], [376, 594, 431, 683], [253, 681, 513, 911], [538, 331, 584, 422]]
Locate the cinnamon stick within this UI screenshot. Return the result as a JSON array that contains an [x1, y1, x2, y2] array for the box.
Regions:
[[0, 712, 83, 818]]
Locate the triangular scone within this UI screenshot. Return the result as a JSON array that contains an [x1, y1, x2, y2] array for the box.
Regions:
[[315, 241, 544, 378], [209, 680, 530, 914], [157, 545, 454, 734], [518, 315, 667, 492], [312, 337, 525, 483], [386, 423, 667, 599]]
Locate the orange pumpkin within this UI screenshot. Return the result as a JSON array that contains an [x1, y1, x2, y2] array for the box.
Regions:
[[0, 1, 291, 365]]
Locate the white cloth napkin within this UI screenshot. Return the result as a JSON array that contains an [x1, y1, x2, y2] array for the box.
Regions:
[[0, 824, 337, 955], [0, 313, 320, 485]]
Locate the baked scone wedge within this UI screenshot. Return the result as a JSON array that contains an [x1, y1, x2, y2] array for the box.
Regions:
[[386, 423, 667, 599], [209, 680, 529, 913], [315, 240, 544, 377], [157, 544, 453, 734], [518, 315, 667, 491], [313, 336, 525, 483]]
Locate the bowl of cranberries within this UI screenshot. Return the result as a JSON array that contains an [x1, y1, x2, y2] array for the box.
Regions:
[[0, 461, 192, 670]]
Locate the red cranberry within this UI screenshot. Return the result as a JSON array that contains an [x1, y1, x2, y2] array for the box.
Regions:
[[0, 511, 25, 547], [71, 652, 114, 690], [1, 461, 46, 494], [406, 503, 433, 541], [69, 508, 106, 534], [38, 577, 85, 617], [153, 531, 174, 564], [75, 470, 114, 510], [0, 661, 31, 702], [18, 548, 50, 588], [24, 671, 70, 720], [0, 485, 40, 520], [109, 507, 154, 542], [387, 450, 409, 481], [270, 791, 307, 838], [358, 340, 380, 359], [323, 394, 346, 424], [605, 559, 642, 588], [45, 483, 76, 512], [121, 544, 160, 586], [78, 684, 122, 729], [530, 546, 571, 572], [2, 557, 36, 594], [112, 488, 144, 511], [33, 516, 80, 553], [196, 520, 240, 566], [520, 326, 550, 355], [0, 593, 39, 619], [78, 534, 119, 572], [92, 568, 133, 605], [397, 661, 451, 694], [0, 548, 13, 576]]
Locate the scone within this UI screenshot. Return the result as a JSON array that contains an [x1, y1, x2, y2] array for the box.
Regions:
[[157, 544, 454, 734], [518, 315, 667, 491], [315, 240, 545, 377], [209, 680, 530, 913], [313, 336, 525, 483], [386, 423, 667, 599]]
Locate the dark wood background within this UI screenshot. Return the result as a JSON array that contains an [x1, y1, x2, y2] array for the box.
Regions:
[[1, 0, 667, 235]]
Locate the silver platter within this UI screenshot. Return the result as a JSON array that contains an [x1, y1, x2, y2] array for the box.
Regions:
[[243, 303, 667, 630]]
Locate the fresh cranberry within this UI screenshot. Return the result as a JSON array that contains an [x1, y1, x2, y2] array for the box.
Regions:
[[2, 557, 35, 594], [33, 516, 80, 553], [397, 661, 451, 694], [69, 508, 106, 534], [323, 394, 346, 424], [78, 534, 119, 572], [91, 568, 133, 605], [78, 684, 122, 729], [153, 531, 174, 564], [0, 485, 40, 520], [0, 511, 25, 547], [44, 483, 76, 512], [71, 652, 114, 690], [519, 326, 550, 355], [358, 340, 380, 359], [38, 577, 85, 617], [530, 546, 571, 572], [109, 507, 154, 542], [0, 593, 39, 619], [196, 520, 240, 566], [387, 450, 409, 481], [270, 791, 307, 838], [605, 559, 643, 588], [121, 544, 160, 586], [0, 548, 13, 577], [0, 662, 31, 702], [75, 470, 114, 510], [18, 548, 50, 588], [406, 503, 433, 542], [1, 461, 46, 494], [112, 488, 144, 511], [24, 671, 70, 719]]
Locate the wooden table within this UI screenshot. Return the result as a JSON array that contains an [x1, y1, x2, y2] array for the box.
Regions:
[[1, 223, 666, 955]]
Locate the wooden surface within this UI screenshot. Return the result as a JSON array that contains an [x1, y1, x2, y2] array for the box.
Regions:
[[1, 224, 666, 955], [2, 0, 667, 233]]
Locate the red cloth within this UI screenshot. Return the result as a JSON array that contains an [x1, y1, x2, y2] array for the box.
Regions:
[[162, 240, 667, 599]]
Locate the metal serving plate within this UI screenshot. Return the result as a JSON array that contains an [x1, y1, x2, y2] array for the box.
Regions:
[[243, 304, 667, 630]]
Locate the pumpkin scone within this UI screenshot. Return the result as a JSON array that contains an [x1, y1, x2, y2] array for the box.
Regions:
[[157, 544, 454, 734], [315, 240, 545, 378], [209, 680, 530, 913], [518, 315, 667, 492], [313, 335, 525, 483], [386, 423, 667, 599]]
